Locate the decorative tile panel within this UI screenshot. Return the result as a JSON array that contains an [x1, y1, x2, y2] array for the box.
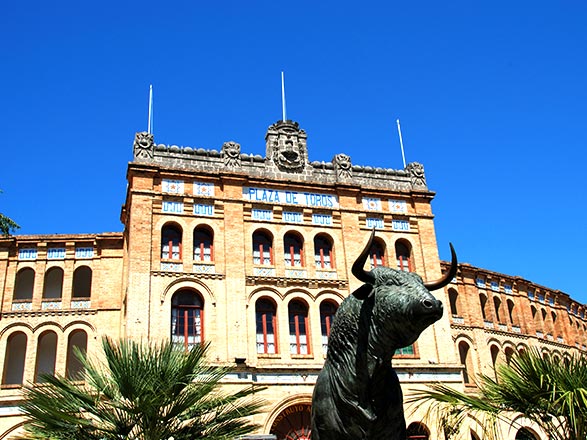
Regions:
[[391, 220, 409, 231], [160, 262, 183, 272], [12, 301, 32, 311], [75, 247, 94, 258], [253, 267, 276, 276], [316, 270, 337, 279], [193, 264, 216, 274], [366, 217, 384, 229], [193, 204, 214, 216], [312, 214, 332, 226], [42, 301, 62, 310], [193, 181, 215, 197], [283, 211, 303, 223], [484, 321, 494, 329], [18, 248, 37, 260], [452, 316, 465, 324], [162, 179, 184, 194], [71, 300, 91, 309], [47, 248, 66, 259], [252, 209, 273, 221], [363, 197, 382, 211], [285, 269, 307, 278], [162, 201, 184, 213], [388, 199, 407, 214]]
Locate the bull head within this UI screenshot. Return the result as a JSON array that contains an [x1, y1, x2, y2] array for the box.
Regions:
[[351, 229, 457, 300]]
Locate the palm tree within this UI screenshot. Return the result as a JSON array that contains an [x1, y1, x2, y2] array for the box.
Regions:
[[0, 190, 20, 236], [19, 338, 265, 440], [408, 347, 587, 440]]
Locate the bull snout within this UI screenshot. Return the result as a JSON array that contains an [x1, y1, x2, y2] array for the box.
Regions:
[[420, 297, 443, 321]]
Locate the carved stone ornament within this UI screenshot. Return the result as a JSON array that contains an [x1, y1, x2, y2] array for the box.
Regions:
[[222, 141, 241, 168], [333, 153, 353, 178], [265, 120, 308, 173], [133, 132, 154, 159], [406, 162, 427, 188]]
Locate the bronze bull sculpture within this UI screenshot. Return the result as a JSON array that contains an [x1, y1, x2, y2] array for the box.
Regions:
[[311, 231, 457, 440]]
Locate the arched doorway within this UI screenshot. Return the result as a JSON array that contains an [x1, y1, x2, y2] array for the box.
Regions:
[[270, 403, 312, 440], [407, 422, 430, 440]]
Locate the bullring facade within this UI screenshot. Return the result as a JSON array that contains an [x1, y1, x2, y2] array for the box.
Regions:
[[0, 120, 584, 440]]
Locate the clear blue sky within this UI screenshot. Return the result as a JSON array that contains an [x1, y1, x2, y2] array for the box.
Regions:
[[2, 1, 586, 303]]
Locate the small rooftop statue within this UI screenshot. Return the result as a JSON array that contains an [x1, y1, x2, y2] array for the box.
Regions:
[[311, 230, 457, 440]]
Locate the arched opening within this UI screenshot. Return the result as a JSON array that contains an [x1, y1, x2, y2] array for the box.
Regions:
[[493, 297, 502, 323], [252, 230, 273, 266], [516, 427, 540, 440], [314, 234, 334, 269], [369, 238, 386, 267], [161, 223, 183, 260], [507, 299, 515, 324], [270, 402, 312, 440], [43, 267, 64, 299], [479, 294, 488, 321], [406, 422, 430, 440], [448, 288, 459, 316], [504, 346, 515, 365], [284, 232, 304, 267], [14, 268, 35, 300], [289, 300, 310, 355], [395, 240, 413, 272], [193, 226, 213, 262], [2, 332, 27, 386], [72, 266, 92, 298], [66, 330, 87, 380], [320, 300, 338, 354], [34, 331, 58, 382], [490, 344, 500, 370], [458, 341, 473, 384], [171, 289, 204, 349], [256, 297, 277, 354]]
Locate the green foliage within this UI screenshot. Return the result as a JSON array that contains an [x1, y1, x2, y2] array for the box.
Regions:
[[19, 338, 265, 440], [408, 348, 587, 440], [0, 189, 20, 236]]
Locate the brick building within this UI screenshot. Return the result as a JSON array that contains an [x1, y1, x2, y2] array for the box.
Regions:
[[0, 120, 584, 439]]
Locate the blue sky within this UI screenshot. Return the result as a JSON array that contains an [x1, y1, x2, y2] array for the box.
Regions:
[[2, 1, 586, 303]]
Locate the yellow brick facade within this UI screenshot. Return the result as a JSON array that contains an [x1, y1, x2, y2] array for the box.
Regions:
[[0, 120, 584, 440]]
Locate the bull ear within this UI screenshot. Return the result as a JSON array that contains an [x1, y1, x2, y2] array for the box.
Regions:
[[424, 243, 458, 291], [351, 229, 376, 285], [352, 284, 373, 300]]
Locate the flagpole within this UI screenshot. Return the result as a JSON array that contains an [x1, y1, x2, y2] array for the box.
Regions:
[[281, 72, 287, 122], [396, 119, 407, 168], [148, 84, 153, 134]]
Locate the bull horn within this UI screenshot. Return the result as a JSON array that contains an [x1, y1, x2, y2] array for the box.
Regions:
[[351, 229, 376, 284], [424, 243, 458, 291]]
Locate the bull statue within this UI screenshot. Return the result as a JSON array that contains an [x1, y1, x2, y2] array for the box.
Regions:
[[311, 230, 457, 440]]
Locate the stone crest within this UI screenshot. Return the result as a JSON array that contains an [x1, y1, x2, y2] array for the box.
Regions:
[[222, 141, 241, 168], [333, 153, 353, 179], [265, 120, 308, 173], [133, 132, 154, 159], [406, 162, 427, 188]]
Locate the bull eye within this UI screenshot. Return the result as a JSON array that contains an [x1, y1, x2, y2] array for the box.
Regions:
[[422, 299, 434, 309]]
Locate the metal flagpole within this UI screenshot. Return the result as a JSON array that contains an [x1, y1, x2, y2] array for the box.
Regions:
[[396, 119, 407, 168], [148, 84, 153, 134], [281, 72, 287, 122]]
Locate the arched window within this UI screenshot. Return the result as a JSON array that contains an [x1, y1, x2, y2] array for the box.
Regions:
[[66, 330, 87, 380], [448, 288, 459, 316], [320, 301, 338, 354], [516, 428, 539, 440], [252, 230, 273, 266], [2, 332, 27, 386], [289, 300, 310, 355], [72, 266, 92, 298], [406, 422, 430, 440], [161, 223, 183, 260], [369, 238, 386, 268], [479, 294, 488, 321], [284, 232, 304, 267], [493, 297, 502, 323], [314, 234, 334, 269], [507, 299, 515, 324], [490, 345, 500, 376], [504, 346, 515, 365], [395, 240, 412, 272], [193, 226, 213, 262], [171, 290, 203, 349], [14, 268, 35, 300], [43, 267, 64, 299], [458, 341, 473, 384], [255, 298, 277, 354], [34, 331, 58, 382]]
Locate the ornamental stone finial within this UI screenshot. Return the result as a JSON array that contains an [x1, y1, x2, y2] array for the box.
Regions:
[[265, 120, 308, 173], [406, 162, 427, 188], [133, 132, 154, 160], [333, 153, 353, 179], [222, 141, 241, 168]]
